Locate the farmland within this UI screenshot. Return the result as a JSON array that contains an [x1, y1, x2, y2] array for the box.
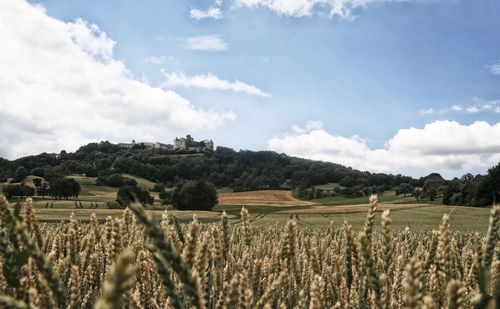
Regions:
[[1, 176, 492, 232]]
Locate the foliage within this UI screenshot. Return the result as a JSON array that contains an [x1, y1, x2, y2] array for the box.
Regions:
[[49, 177, 81, 200], [96, 173, 137, 187], [2, 184, 35, 199], [440, 164, 500, 207], [152, 182, 166, 192], [116, 185, 153, 207], [171, 180, 218, 211]]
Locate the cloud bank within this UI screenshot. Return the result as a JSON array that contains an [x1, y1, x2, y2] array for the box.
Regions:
[[268, 120, 500, 176], [162, 71, 271, 97], [0, 0, 235, 159]]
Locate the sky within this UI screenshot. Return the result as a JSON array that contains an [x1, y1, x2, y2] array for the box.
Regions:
[[1, 0, 499, 178]]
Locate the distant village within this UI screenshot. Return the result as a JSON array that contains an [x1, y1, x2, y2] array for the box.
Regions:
[[116, 135, 214, 152]]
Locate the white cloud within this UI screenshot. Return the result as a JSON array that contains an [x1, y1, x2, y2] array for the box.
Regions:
[[268, 120, 500, 176], [190, 7, 223, 20], [144, 56, 165, 64], [162, 71, 271, 97], [234, 0, 406, 19], [0, 0, 235, 159], [420, 100, 500, 115], [419, 108, 435, 114], [292, 121, 323, 134], [487, 62, 500, 75], [185, 35, 227, 51], [466, 106, 480, 113]]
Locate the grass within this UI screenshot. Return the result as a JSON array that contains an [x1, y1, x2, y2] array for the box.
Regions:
[[3, 182, 492, 232], [312, 182, 342, 191], [122, 173, 156, 190], [312, 190, 418, 205], [217, 187, 234, 193], [16, 195, 491, 232], [67, 175, 97, 185]]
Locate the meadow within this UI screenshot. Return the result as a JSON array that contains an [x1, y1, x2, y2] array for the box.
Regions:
[[1, 175, 489, 232]]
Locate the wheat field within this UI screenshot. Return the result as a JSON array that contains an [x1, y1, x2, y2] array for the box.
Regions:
[[0, 195, 498, 308]]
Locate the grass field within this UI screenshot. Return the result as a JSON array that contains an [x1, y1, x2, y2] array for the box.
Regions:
[[2, 178, 492, 232], [15, 201, 491, 232], [312, 190, 419, 205]]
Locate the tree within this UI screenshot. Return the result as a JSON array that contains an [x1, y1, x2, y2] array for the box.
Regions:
[[116, 185, 154, 207], [49, 178, 81, 200], [159, 190, 173, 205], [14, 166, 29, 182], [2, 184, 34, 199], [38, 183, 49, 199], [484, 163, 500, 203], [171, 180, 218, 211], [397, 183, 413, 198], [412, 189, 422, 201], [33, 178, 42, 191], [423, 178, 443, 201]]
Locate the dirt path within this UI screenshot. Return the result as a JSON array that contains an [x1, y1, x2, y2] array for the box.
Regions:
[[218, 190, 316, 206], [277, 203, 429, 214]]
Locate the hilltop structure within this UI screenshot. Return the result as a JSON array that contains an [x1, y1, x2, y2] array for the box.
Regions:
[[117, 140, 173, 150], [174, 135, 214, 151], [117, 135, 213, 152]]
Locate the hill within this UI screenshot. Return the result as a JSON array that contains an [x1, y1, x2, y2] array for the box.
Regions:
[[0, 141, 498, 206]]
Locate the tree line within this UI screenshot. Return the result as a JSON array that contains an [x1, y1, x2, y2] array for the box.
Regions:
[[2, 177, 80, 200]]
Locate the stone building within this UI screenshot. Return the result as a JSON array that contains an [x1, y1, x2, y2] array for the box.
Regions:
[[173, 135, 213, 151]]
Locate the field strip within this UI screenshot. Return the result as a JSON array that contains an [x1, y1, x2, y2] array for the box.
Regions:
[[218, 190, 316, 206], [276, 203, 430, 214]]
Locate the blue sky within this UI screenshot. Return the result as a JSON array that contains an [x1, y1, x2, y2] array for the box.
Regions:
[[1, 0, 499, 177]]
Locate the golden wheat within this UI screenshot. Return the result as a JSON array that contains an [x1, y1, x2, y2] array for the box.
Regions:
[[0, 195, 499, 308]]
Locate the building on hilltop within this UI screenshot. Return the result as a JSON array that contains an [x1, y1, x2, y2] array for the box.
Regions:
[[117, 140, 136, 149], [174, 135, 213, 152], [117, 140, 173, 150], [116, 135, 211, 151]]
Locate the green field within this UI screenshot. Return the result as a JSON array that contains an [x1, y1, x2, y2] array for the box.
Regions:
[[13, 202, 490, 232], [2, 176, 493, 232], [312, 190, 420, 205]]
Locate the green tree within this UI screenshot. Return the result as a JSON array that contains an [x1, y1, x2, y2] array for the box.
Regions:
[[412, 189, 422, 201], [33, 178, 42, 191], [423, 176, 444, 201], [171, 180, 218, 211], [38, 183, 49, 199], [485, 163, 500, 203], [397, 183, 414, 198], [49, 178, 81, 200], [14, 166, 28, 182], [116, 185, 154, 207]]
